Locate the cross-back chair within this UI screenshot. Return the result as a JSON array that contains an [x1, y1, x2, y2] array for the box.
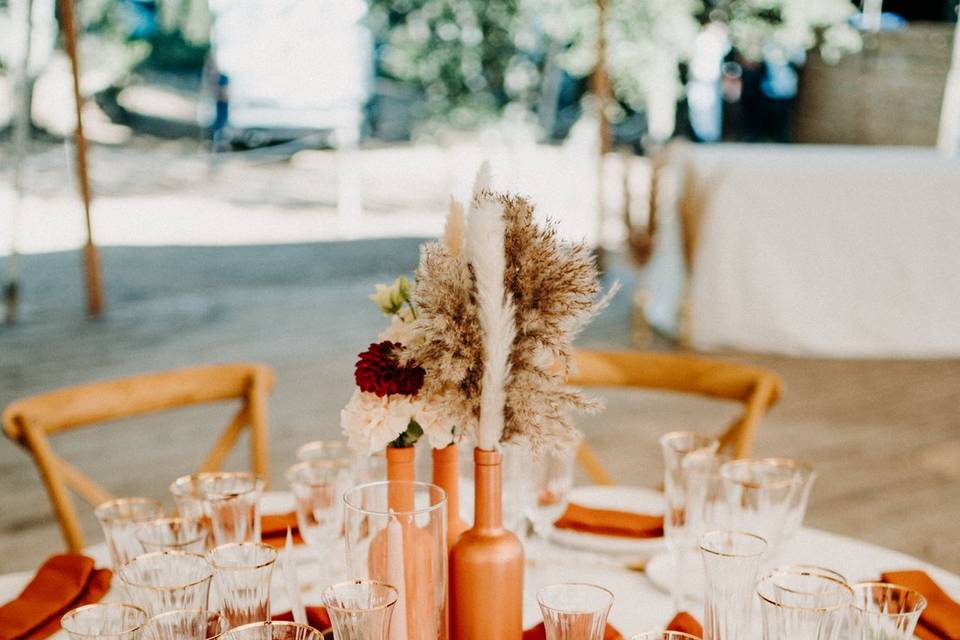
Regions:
[[2, 362, 275, 552], [568, 350, 782, 485]]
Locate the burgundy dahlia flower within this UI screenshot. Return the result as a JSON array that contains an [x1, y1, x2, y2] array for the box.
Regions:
[[354, 341, 425, 397]]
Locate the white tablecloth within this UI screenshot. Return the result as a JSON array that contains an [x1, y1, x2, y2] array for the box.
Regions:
[[647, 144, 960, 357], [2, 526, 958, 638]]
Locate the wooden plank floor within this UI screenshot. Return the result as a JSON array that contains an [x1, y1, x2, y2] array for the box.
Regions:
[[1, 242, 958, 574]]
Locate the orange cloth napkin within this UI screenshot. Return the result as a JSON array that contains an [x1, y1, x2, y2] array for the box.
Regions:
[[261, 512, 304, 548], [666, 611, 703, 637], [553, 502, 664, 539], [523, 621, 623, 640], [272, 607, 331, 631], [881, 570, 960, 640], [0, 554, 111, 640]]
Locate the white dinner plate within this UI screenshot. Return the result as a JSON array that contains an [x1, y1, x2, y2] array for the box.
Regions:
[[549, 485, 666, 555], [646, 551, 707, 602]]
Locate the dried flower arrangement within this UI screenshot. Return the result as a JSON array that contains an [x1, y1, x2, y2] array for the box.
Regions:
[[341, 163, 616, 453]]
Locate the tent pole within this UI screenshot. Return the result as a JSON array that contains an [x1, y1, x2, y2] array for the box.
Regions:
[[58, 0, 104, 317], [937, 17, 960, 157]]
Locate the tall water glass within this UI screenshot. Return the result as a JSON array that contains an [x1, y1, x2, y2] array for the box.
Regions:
[[321, 580, 399, 640], [699, 530, 767, 640], [137, 516, 208, 553], [117, 551, 213, 616], [343, 481, 447, 640], [61, 603, 148, 640], [524, 445, 577, 550], [142, 609, 229, 640], [660, 432, 719, 611], [209, 542, 279, 626], [199, 472, 264, 545], [95, 497, 164, 568], [758, 458, 816, 542], [848, 582, 927, 640], [536, 583, 614, 640], [720, 459, 798, 558], [756, 568, 852, 640], [630, 634, 702, 640], [228, 621, 324, 640]]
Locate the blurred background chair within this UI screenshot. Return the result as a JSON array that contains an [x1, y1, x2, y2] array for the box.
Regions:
[[1, 362, 275, 552], [568, 349, 782, 485]]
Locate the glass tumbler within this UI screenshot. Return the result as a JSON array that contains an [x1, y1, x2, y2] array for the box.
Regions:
[[757, 458, 816, 543], [321, 580, 399, 640], [720, 459, 798, 558], [343, 481, 447, 640], [60, 603, 148, 640], [209, 542, 279, 626], [136, 516, 208, 553], [117, 550, 213, 616], [198, 472, 264, 545], [536, 583, 614, 640], [287, 459, 352, 585], [171, 474, 208, 522], [141, 609, 229, 640], [756, 567, 852, 640], [699, 529, 767, 640], [848, 582, 927, 640], [660, 432, 719, 611], [94, 497, 164, 568], [227, 621, 324, 640]]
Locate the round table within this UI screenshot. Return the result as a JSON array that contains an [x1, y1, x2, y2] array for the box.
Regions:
[[2, 496, 957, 638]]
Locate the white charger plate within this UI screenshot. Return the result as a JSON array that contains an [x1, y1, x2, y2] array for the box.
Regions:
[[549, 485, 667, 555]]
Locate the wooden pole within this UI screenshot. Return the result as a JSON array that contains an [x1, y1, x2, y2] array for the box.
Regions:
[[937, 17, 960, 156], [58, 0, 104, 317], [593, 0, 613, 268]]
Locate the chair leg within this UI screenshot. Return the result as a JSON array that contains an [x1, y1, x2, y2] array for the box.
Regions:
[[22, 422, 85, 552], [248, 375, 270, 488]]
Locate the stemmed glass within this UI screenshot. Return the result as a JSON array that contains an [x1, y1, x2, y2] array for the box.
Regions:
[[141, 609, 229, 640], [60, 603, 148, 640], [321, 580, 399, 640], [198, 472, 265, 545], [720, 459, 798, 560], [117, 551, 213, 616], [208, 542, 279, 626], [756, 567, 852, 640], [536, 583, 614, 640], [523, 445, 577, 559], [286, 459, 353, 585], [94, 497, 164, 568], [660, 432, 719, 611], [136, 516, 208, 553], [699, 530, 767, 640], [848, 582, 927, 640]]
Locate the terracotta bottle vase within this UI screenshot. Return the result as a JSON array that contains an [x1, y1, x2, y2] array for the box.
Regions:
[[431, 445, 471, 550], [385, 444, 416, 510], [449, 448, 524, 640]]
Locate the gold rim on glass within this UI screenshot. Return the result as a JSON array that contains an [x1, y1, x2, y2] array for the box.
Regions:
[[659, 431, 718, 454], [536, 582, 615, 615], [228, 620, 324, 637], [342, 481, 447, 517], [207, 542, 278, 570], [629, 633, 702, 640], [850, 582, 928, 619], [94, 497, 163, 523], [142, 609, 229, 640], [756, 569, 853, 612], [321, 580, 400, 613], [698, 530, 768, 558], [135, 517, 207, 550], [196, 472, 264, 501], [117, 551, 212, 590], [719, 459, 797, 490], [60, 603, 148, 637]]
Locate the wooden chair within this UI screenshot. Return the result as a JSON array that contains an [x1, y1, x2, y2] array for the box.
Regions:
[[2, 362, 275, 552], [567, 350, 782, 485]]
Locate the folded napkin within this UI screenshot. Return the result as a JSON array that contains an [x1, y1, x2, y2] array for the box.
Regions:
[[666, 611, 703, 637], [0, 554, 111, 640], [553, 503, 664, 539], [523, 621, 623, 640], [881, 570, 960, 640], [272, 607, 331, 631], [262, 512, 304, 548]]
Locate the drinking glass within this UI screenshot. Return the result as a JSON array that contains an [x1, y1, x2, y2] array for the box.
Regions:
[[630, 634, 702, 640], [720, 459, 798, 558], [848, 582, 927, 640], [95, 497, 164, 568], [117, 551, 213, 616], [354, 450, 387, 485], [141, 609, 229, 640], [343, 481, 447, 640], [660, 432, 719, 611], [198, 472, 264, 545], [297, 439, 351, 462], [757, 458, 816, 543], [137, 517, 208, 553], [523, 445, 577, 552], [756, 567, 852, 640], [209, 542, 279, 626], [321, 580, 399, 640], [227, 621, 324, 640], [287, 459, 352, 585], [699, 529, 767, 640], [171, 474, 208, 522], [536, 583, 614, 640], [61, 604, 148, 640]]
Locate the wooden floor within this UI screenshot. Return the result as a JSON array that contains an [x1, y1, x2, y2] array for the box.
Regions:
[[1, 241, 958, 574]]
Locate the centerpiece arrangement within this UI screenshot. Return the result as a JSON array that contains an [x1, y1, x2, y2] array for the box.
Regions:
[[342, 163, 615, 640]]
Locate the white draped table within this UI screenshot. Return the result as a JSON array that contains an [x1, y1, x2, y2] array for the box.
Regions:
[[2, 498, 957, 638]]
